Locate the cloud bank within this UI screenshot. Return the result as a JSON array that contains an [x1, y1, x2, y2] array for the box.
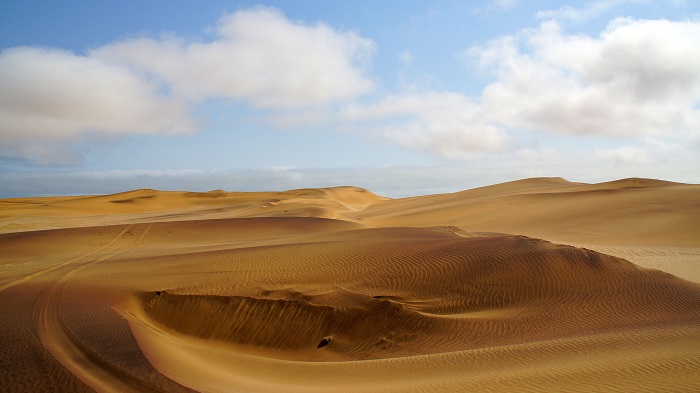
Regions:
[[473, 17, 700, 138], [92, 8, 375, 107], [0, 8, 375, 164], [1, 6, 698, 168], [0, 47, 192, 163], [343, 17, 700, 159], [343, 92, 510, 158]]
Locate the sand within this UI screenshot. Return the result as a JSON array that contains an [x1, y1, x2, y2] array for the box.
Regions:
[[1, 178, 699, 392]]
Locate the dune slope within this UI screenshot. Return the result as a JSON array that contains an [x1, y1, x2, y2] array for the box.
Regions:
[[125, 231, 699, 361]]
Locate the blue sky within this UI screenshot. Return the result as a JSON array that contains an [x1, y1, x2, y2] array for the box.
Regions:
[[1, 0, 699, 197]]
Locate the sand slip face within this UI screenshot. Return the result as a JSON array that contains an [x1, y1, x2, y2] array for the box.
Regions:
[[1, 179, 699, 392]]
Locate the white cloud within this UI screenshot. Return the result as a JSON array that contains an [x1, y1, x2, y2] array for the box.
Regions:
[[0, 8, 376, 165], [470, 18, 700, 138], [0, 47, 193, 163], [343, 92, 511, 158], [333, 15, 700, 163], [341, 17, 700, 161], [594, 136, 689, 166], [92, 7, 375, 108], [595, 145, 651, 164]]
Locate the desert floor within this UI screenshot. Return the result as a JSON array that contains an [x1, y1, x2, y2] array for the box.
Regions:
[[1, 177, 699, 392]]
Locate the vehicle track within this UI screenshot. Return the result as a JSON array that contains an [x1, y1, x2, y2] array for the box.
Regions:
[[31, 224, 168, 393], [0, 226, 135, 293]]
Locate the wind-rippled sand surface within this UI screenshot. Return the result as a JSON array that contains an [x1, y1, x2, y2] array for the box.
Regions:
[[1, 178, 699, 392]]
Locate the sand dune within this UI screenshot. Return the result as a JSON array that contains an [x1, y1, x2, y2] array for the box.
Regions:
[[1, 178, 699, 392], [357, 177, 700, 247]]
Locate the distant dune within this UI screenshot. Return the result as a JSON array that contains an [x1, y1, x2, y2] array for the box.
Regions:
[[1, 178, 699, 392]]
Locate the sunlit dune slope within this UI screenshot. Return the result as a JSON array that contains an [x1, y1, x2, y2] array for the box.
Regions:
[[4, 177, 697, 248], [357, 177, 700, 247], [0, 186, 384, 233]]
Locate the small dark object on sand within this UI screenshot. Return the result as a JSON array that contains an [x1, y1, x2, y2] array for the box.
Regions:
[[317, 336, 332, 349]]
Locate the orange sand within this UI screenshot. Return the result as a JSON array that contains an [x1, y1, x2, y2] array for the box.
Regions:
[[1, 178, 699, 392]]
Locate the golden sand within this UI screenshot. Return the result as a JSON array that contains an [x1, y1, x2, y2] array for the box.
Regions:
[[1, 178, 698, 392]]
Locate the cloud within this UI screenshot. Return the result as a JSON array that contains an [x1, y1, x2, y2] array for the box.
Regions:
[[595, 145, 651, 164], [0, 8, 375, 165], [324, 14, 700, 163], [92, 7, 375, 108], [3, 6, 698, 172], [340, 17, 700, 160], [343, 92, 511, 158], [0, 47, 193, 164], [469, 18, 700, 138], [594, 136, 687, 166]]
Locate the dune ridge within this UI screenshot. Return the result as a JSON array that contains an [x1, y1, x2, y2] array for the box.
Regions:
[[1, 177, 699, 392]]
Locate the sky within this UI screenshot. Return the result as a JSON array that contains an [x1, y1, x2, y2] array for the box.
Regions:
[[1, 0, 699, 198]]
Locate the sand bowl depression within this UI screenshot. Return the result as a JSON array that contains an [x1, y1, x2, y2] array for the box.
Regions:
[[123, 229, 699, 362]]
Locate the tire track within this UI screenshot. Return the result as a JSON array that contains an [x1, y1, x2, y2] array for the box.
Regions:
[[32, 224, 166, 393], [0, 225, 132, 293]]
